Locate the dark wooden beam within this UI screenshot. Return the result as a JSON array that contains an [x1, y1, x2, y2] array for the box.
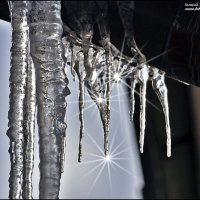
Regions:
[[0, 1, 10, 22]]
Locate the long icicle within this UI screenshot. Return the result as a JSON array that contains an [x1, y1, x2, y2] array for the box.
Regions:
[[97, 1, 111, 157], [79, 14, 94, 161], [78, 77, 85, 162], [78, 52, 85, 162], [7, 1, 29, 199], [104, 53, 111, 157], [138, 65, 149, 154], [151, 69, 171, 157], [29, 1, 70, 198], [130, 78, 138, 121], [118, 1, 148, 153], [22, 5, 36, 197], [22, 53, 36, 199]]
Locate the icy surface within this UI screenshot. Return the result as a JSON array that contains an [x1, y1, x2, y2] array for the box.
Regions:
[[7, 1, 29, 199], [29, 1, 70, 199], [130, 79, 138, 121], [63, 27, 172, 161], [150, 67, 171, 157], [6, 1, 172, 198], [22, 52, 36, 199], [76, 52, 86, 162]]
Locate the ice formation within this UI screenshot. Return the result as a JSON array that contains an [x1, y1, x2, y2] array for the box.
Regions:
[[7, 1, 171, 199], [7, 1, 30, 199], [62, 25, 171, 160], [7, 1, 70, 199], [29, 1, 70, 199]]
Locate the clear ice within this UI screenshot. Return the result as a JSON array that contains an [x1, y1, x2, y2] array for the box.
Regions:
[[138, 65, 149, 154], [7, 1, 29, 199], [22, 51, 36, 199], [7, 1, 172, 199], [150, 67, 171, 157], [130, 79, 138, 121], [63, 24, 172, 161], [76, 52, 86, 162], [28, 1, 70, 199]]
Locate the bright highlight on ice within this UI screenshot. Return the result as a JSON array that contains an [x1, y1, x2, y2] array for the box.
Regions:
[[7, 0, 172, 199], [105, 155, 111, 162], [114, 73, 121, 82], [63, 26, 172, 162], [97, 97, 104, 104]]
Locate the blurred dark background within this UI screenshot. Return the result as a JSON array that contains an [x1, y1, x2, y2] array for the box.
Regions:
[[1, 1, 200, 199]]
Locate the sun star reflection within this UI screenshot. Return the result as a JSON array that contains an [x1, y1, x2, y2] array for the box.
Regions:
[[105, 155, 111, 162], [113, 73, 121, 82], [97, 97, 104, 104]]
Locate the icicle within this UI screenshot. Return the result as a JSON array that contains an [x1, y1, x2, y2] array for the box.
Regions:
[[138, 65, 149, 154], [7, 1, 29, 199], [62, 18, 172, 159], [22, 54, 36, 199], [97, 2, 111, 157], [104, 56, 111, 157], [76, 16, 94, 161], [129, 79, 138, 121], [96, 100, 109, 157], [78, 77, 85, 162], [89, 59, 111, 158], [60, 136, 66, 173], [70, 45, 76, 80], [76, 52, 86, 163], [65, 33, 93, 162], [151, 68, 171, 157], [81, 23, 93, 80], [29, 1, 70, 199], [104, 46, 111, 159]]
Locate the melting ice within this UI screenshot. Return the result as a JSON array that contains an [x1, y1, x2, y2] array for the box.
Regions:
[[63, 26, 172, 161]]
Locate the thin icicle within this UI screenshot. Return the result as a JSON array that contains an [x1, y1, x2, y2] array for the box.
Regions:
[[97, 101, 109, 157], [138, 65, 149, 154], [21, 5, 36, 198], [70, 45, 77, 80], [104, 55, 111, 157], [7, 1, 29, 199], [104, 42, 111, 159], [130, 79, 138, 121], [151, 68, 171, 157], [86, 50, 111, 158], [77, 16, 93, 161], [78, 77, 85, 162], [97, 2, 111, 157], [76, 52, 86, 162], [60, 136, 66, 173], [22, 54, 36, 200]]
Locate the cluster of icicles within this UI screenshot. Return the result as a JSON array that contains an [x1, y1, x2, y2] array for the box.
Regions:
[[62, 27, 171, 162], [6, 1, 171, 199]]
